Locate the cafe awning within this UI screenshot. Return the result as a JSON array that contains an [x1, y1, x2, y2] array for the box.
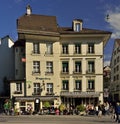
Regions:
[[60, 91, 100, 98]]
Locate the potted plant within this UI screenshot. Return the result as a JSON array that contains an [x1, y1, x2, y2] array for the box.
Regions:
[[59, 104, 65, 115], [76, 104, 86, 116]]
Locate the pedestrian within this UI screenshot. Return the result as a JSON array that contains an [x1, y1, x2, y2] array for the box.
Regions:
[[95, 105, 99, 115], [98, 105, 102, 118], [115, 102, 120, 123]]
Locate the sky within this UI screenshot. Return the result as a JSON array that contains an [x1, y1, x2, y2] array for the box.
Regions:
[[0, 0, 120, 66]]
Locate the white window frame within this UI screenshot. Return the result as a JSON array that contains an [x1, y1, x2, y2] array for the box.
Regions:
[[75, 44, 81, 54], [46, 43, 53, 54], [16, 83, 22, 91], [88, 43, 94, 53], [75, 23, 80, 32], [62, 80, 69, 90], [47, 83, 53, 93], [33, 61, 40, 73], [75, 80, 81, 90], [75, 61, 81, 72], [46, 61, 53, 73], [62, 61, 69, 73], [62, 44, 68, 54], [33, 43, 40, 54], [88, 80, 95, 90], [88, 61, 94, 73], [34, 83, 40, 94]]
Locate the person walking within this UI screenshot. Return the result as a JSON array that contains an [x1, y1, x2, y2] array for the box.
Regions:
[[98, 105, 102, 118], [115, 102, 120, 123]]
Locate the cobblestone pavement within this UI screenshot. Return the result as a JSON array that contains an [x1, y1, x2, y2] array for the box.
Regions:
[[0, 115, 118, 124]]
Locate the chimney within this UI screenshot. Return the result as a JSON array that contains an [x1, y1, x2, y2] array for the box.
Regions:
[[72, 19, 83, 32], [26, 5, 32, 15]]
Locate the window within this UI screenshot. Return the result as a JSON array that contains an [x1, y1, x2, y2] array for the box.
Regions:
[[88, 43, 94, 53], [62, 61, 69, 73], [33, 61, 40, 73], [16, 83, 22, 91], [62, 44, 68, 54], [75, 23, 80, 32], [46, 61, 53, 73], [47, 83, 53, 93], [75, 61, 81, 73], [117, 74, 119, 80], [16, 48, 18, 53], [46, 43, 53, 54], [33, 83, 40, 94], [87, 61, 95, 73], [75, 80, 82, 90], [62, 80, 69, 90], [33, 43, 40, 54], [15, 69, 18, 75], [88, 80, 94, 90], [117, 56, 119, 63], [74, 44, 81, 54]]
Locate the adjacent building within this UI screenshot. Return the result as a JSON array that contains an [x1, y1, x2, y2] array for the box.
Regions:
[[0, 35, 14, 106], [0, 35, 14, 93], [110, 39, 120, 102], [10, 5, 111, 112], [103, 65, 111, 102]]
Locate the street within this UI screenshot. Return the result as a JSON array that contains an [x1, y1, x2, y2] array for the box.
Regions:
[[0, 115, 117, 124]]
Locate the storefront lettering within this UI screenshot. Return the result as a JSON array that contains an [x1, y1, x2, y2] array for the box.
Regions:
[[36, 77, 50, 80]]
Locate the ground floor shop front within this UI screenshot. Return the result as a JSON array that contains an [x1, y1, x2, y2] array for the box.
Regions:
[[12, 91, 102, 114], [60, 91, 102, 108], [13, 96, 59, 114]]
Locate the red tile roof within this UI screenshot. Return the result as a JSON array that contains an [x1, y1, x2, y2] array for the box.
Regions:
[[17, 14, 112, 35], [17, 14, 58, 33]]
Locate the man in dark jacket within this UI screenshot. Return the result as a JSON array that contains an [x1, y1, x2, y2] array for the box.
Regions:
[[115, 102, 120, 123]]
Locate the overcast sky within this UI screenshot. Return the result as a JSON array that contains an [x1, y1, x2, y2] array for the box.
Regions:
[[0, 0, 120, 66]]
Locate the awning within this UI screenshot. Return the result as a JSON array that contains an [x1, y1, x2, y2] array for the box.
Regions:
[[60, 91, 100, 98], [15, 96, 58, 101]]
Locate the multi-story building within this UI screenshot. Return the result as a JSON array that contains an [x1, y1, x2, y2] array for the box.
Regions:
[[103, 66, 111, 102], [0, 35, 14, 94], [110, 39, 120, 102], [10, 5, 111, 112], [0, 35, 14, 106]]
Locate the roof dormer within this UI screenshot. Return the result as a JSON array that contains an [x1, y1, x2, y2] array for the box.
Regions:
[[72, 19, 83, 32], [26, 5, 32, 15]]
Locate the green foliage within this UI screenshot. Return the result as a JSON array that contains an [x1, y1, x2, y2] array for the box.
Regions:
[[4, 99, 12, 109], [43, 101, 51, 108], [59, 104, 65, 112], [76, 104, 85, 112]]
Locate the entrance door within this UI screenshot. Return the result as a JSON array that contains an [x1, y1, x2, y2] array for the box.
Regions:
[[34, 98, 40, 112]]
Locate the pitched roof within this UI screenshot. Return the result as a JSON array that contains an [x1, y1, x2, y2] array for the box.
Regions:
[[17, 14, 58, 33], [17, 14, 112, 35], [58, 27, 111, 35]]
